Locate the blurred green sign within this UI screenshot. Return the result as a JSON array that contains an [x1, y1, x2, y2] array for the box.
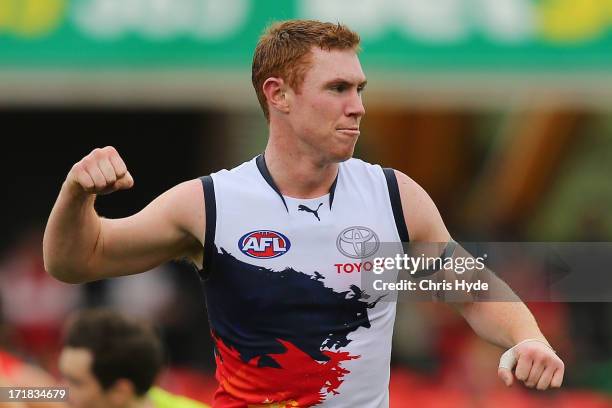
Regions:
[[1, 0, 612, 70]]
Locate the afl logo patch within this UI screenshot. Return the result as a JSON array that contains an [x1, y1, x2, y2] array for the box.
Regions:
[[238, 230, 291, 259]]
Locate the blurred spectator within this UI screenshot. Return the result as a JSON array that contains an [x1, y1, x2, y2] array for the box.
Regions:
[[99, 262, 215, 371], [105, 264, 177, 321], [1, 292, 67, 408], [0, 228, 81, 371], [0, 348, 68, 408], [59, 308, 208, 408]]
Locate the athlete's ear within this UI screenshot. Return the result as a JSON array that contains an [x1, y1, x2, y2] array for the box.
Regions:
[[263, 77, 290, 115]]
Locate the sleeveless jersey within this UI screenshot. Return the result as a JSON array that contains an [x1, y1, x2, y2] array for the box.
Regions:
[[199, 155, 409, 408]]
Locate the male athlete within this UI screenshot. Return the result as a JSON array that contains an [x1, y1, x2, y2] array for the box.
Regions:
[[59, 309, 208, 408], [44, 20, 564, 407]]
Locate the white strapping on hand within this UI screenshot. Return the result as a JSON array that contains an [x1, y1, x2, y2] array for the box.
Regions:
[[498, 339, 556, 370]]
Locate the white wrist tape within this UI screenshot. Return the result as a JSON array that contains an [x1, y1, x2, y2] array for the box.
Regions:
[[498, 339, 555, 370]]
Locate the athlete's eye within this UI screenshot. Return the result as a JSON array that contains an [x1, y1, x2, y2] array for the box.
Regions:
[[331, 84, 348, 92]]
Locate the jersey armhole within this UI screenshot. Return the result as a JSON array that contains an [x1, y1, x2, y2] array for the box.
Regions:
[[383, 168, 410, 243], [198, 175, 217, 280]]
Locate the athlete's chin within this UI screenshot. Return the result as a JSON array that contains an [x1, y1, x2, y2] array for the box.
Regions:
[[326, 134, 358, 162], [330, 145, 356, 162]]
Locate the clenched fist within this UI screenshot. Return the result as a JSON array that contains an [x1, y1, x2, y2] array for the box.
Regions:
[[498, 339, 564, 390], [66, 146, 134, 195]]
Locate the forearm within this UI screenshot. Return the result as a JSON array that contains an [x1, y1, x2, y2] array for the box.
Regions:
[[456, 301, 549, 349], [43, 180, 101, 283]]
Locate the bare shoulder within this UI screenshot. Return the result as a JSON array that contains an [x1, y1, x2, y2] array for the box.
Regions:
[[393, 169, 450, 242], [164, 178, 205, 247], [145, 177, 205, 269]]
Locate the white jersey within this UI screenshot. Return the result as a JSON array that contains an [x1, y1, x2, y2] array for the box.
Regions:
[[199, 155, 409, 408]]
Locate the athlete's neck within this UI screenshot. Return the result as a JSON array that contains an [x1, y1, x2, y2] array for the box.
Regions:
[[264, 136, 339, 199]]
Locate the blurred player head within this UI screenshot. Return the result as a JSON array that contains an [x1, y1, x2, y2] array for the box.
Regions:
[[253, 20, 366, 163], [58, 309, 163, 408]]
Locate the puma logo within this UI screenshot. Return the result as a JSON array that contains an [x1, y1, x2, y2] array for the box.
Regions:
[[298, 203, 324, 221]]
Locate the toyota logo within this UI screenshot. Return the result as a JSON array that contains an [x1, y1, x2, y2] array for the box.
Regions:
[[336, 226, 380, 259]]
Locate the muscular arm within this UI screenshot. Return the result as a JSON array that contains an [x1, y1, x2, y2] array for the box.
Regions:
[[43, 147, 204, 283], [395, 170, 563, 389]]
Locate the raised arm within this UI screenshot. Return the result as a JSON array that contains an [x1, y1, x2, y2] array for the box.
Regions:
[[394, 169, 564, 390], [43, 146, 204, 284]]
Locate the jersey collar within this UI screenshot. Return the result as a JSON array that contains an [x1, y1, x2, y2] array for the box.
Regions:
[[256, 154, 338, 212]]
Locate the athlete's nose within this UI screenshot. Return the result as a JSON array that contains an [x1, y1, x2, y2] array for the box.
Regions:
[[346, 89, 365, 118]]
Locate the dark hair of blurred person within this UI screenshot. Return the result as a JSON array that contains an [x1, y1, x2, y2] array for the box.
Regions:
[[59, 309, 207, 408]]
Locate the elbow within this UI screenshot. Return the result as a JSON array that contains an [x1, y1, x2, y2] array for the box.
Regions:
[[43, 252, 89, 284], [47, 269, 90, 284], [44, 263, 86, 284], [43, 237, 95, 284]]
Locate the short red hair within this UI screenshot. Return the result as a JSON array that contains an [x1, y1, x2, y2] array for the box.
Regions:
[[252, 20, 361, 121]]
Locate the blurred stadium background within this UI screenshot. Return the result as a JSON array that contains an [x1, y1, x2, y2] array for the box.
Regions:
[[1, 0, 611, 406]]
